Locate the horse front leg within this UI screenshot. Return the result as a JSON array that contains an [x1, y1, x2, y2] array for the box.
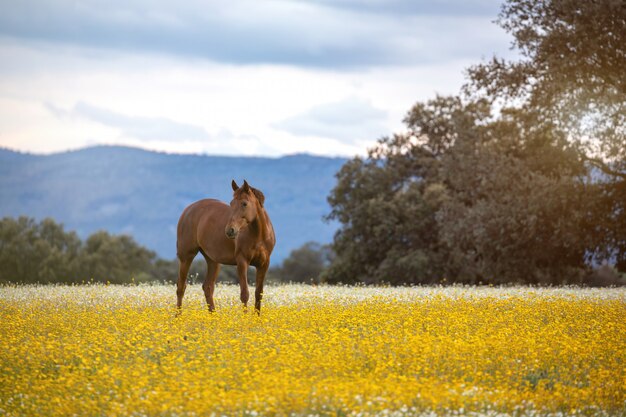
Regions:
[[254, 263, 268, 314], [236, 259, 250, 309]]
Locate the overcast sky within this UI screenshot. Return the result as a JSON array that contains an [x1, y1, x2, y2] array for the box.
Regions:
[[0, 0, 514, 157]]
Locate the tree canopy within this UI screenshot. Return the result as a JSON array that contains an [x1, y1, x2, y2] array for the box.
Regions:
[[271, 242, 333, 284], [468, 0, 625, 167], [0, 216, 158, 284], [325, 0, 625, 285]]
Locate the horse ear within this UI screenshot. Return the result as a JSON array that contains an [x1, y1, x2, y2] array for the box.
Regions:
[[231, 180, 239, 192], [242, 180, 250, 192], [252, 188, 265, 207]]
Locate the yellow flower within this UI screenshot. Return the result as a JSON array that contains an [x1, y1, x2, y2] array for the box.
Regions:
[[0, 284, 624, 416]]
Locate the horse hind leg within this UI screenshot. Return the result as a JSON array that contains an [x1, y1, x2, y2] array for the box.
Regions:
[[176, 252, 195, 309], [202, 255, 220, 312]]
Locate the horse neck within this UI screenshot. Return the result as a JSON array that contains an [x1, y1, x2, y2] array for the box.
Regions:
[[251, 206, 271, 241]]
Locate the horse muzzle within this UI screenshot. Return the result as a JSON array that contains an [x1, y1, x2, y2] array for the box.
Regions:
[[225, 227, 238, 239]]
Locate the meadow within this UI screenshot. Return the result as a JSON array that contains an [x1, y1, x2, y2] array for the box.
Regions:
[[0, 284, 624, 416]]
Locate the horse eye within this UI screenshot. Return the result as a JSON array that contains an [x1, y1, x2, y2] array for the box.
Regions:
[[242, 202, 248, 207]]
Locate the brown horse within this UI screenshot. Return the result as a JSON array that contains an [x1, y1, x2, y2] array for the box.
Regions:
[[176, 180, 276, 312]]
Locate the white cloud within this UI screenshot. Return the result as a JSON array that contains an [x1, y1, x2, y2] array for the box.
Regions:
[[275, 97, 389, 143], [0, 0, 515, 157], [45, 101, 211, 142]]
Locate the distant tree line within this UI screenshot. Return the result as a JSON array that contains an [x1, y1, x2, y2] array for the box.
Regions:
[[0, 216, 332, 285], [322, 0, 626, 286], [0, 216, 154, 284]]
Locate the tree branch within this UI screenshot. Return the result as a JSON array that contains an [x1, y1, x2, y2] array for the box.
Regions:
[[585, 156, 626, 180]]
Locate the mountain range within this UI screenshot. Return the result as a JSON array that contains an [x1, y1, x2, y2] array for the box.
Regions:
[[0, 146, 347, 262]]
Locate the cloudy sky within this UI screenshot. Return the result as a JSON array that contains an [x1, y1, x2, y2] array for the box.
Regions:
[[0, 0, 514, 157]]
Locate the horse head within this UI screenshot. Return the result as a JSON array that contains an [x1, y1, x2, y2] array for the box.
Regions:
[[225, 179, 265, 239]]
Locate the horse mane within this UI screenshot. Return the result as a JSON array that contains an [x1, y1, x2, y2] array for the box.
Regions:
[[251, 187, 265, 207]]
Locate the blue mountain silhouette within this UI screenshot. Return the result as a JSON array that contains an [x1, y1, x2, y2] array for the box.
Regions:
[[0, 146, 346, 262]]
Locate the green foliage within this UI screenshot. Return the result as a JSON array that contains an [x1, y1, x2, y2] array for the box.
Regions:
[[0, 217, 155, 284], [326, 96, 610, 284], [326, 0, 625, 285], [437, 146, 592, 284], [80, 231, 156, 284], [0, 216, 279, 285], [0, 217, 82, 283], [325, 153, 443, 285], [272, 242, 333, 284], [466, 0, 626, 276], [467, 0, 625, 162]]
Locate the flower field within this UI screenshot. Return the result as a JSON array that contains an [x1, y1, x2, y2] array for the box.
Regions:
[[1, 284, 625, 416]]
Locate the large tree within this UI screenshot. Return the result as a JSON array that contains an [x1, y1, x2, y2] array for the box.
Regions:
[[325, 0, 624, 284], [467, 0, 626, 270], [327, 95, 592, 284]]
